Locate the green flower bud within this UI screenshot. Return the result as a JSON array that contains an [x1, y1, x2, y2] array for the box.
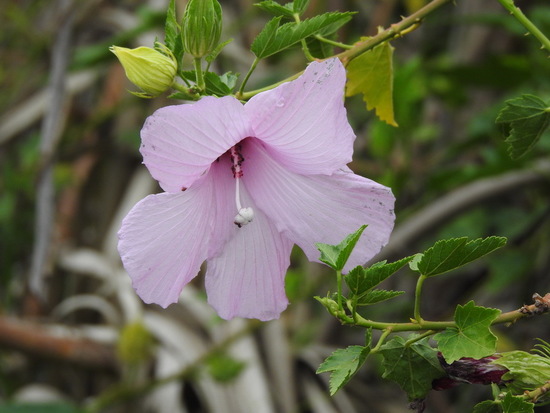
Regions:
[[182, 0, 222, 58], [110, 44, 177, 97]]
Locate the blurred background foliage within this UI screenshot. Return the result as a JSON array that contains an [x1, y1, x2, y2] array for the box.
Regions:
[[0, 0, 549, 412]]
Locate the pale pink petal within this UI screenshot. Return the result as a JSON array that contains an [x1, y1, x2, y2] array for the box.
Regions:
[[205, 183, 293, 321], [117, 168, 234, 307], [140, 96, 252, 192], [244, 140, 395, 272], [244, 58, 354, 176]]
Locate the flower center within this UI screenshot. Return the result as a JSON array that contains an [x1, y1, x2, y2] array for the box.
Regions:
[[230, 143, 254, 228]]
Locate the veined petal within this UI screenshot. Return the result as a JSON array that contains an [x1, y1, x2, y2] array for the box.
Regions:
[[244, 58, 354, 176], [118, 172, 220, 308], [205, 184, 293, 321], [245, 140, 395, 272], [140, 96, 251, 192]]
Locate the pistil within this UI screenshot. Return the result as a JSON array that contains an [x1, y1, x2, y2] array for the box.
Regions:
[[230, 144, 254, 227]]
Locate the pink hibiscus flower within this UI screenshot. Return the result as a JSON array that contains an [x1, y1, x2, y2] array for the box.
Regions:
[[118, 58, 395, 321]]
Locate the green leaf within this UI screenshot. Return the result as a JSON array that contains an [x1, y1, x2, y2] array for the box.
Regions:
[[434, 301, 501, 363], [255, 1, 295, 18], [251, 12, 355, 59], [501, 393, 535, 413], [378, 336, 445, 400], [316, 225, 367, 271], [346, 256, 413, 297], [414, 236, 507, 277], [494, 351, 550, 397], [473, 400, 501, 413], [496, 94, 550, 159], [316, 329, 371, 395], [357, 289, 404, 305], [165, 0, 184, 64], [293, 0, 310, 14], [205, 38, 234, 64], [346, 41, 397, 126], [181, 71, 235, 96]]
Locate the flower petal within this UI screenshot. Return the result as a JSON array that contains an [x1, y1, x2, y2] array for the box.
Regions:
[[244, 58, 354, 176], [244, 140, 395, 272], [118, 168, 231, 307], [205, 184, 293, 321], [140, 96, 251, 192]]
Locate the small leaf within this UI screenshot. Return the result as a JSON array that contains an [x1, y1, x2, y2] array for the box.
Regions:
[[346, 41, 397, 126], [205, 38, 233, 64], [255, 1, 295, 18], [496, 94, 550, 159], [165, 0, 184, 64], [414, 236, 507, 277], [316, 345, 370, 395], [434, 301, 501, 363], [346, 256, 413, 297], [206, 353, 246, 383], [501, 393, 534, 413], [251, 12, 354, 59], [316, 225, 367, 271], [378, 336, 445, 400], [293, 0, 310, 14]]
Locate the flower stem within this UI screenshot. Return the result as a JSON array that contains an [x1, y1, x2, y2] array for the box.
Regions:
[[371, 328, 393, 353], [193, 57, 205, 91], [496, 0, 550, 53], [336, 269, 343, 310], [236, 57, 260, 99], [413, 274, 427, 323]]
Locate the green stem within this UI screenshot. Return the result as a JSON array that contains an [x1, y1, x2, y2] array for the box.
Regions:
[[413, 275, 428, 323], [496, 0, 550, 53], [236, 57, 260, 99], [294, 13, 315, 61], [193, 57, 205, 91], [405, 330, 435, 346], [371, 328, 393, 353], [314, 34, 353, 50], [171, 81, 200, 100], [336, 269, 343, 310]]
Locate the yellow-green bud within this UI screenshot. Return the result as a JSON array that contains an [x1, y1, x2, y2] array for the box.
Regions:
[[182, 0, 222, 58], [110, 44, 177, 97]]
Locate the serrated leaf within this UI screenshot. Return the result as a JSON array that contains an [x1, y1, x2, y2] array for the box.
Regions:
[[255, 1, 295, 18], [414, 236, 507, 277], [502, 393, 535, 413], [493, 351, 550, 397], [316, 225, 367, 271], [357, 289, 404, 305], [496, 94, 550, 159], [251, 12, 354, 59], [165, 0, 184, 64], [316, 345, 370, 395], [434, 301, 501, 363], [206, 38, 233, 64], [473, 400, 501, 413], [293, 0, 310, 14], [346, 41, 397, 126], [181, 71, 234, 96], [378, 336, 445, 400], [346, 256, 413, 298]]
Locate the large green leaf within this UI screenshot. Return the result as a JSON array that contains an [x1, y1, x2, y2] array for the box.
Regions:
[[251, 12, 354, 59], [413, 236, 507, 277], [255, 1, 295, 18], [494, 351, 550, 398], [378, 336, 445, 400], [346, 41, 397, 126], [501, 393, 535, 413], [316, 225, 367, 271], [346, 256, 413, 294], [434, 301, 501, 363], [496, 94, 550, 159]]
